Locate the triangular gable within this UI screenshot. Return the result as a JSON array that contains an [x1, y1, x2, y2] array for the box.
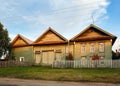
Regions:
[[33, 27, 68, 45], [11, 34, 33, 47], [70, 24, 117, 45]]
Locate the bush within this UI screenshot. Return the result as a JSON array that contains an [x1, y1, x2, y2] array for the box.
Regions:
[[66, 53, 73, 60], [91, 54, 100, 60]]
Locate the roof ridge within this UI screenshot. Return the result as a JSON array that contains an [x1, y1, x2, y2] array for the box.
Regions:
[[18, 34, 33, 44], [70, 24, 117, 45], [11, 34, 33, 45], [34, 27, 68, 43]]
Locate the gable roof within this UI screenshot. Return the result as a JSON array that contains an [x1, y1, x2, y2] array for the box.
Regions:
[[70, 24, 117, 45], [33, 27, 68, 45], [11, 34, 33, 47]]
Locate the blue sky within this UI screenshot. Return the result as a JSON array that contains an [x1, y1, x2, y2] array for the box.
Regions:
[[0, 0, 119, 51]]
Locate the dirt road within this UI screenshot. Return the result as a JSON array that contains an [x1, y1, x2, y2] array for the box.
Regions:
[[0, 78, 120, 86]]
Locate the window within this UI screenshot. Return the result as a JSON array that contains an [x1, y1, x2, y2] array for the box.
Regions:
[[20, 57, 24, 62], [99, 43, 104, 52], [90, 43, 95, 53], [100, 56, 104, 60], [81, 44, 86, 53]]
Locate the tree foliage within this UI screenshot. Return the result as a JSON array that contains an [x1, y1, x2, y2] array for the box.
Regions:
[[66, 53, 74, 60], [91, 54, 100, 60], [112, 50, 120, 60], [0, 22, 11, 58]]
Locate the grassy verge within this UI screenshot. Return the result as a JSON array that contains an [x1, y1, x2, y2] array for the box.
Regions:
[[0, 66, 120, 83]]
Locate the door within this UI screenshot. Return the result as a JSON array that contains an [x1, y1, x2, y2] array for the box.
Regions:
[[55, 53, 62, 61], [42, 50, 54, 65], [48, 51, 54, 64], [35, 54, 41, 64], [42, 52, 48, 64]]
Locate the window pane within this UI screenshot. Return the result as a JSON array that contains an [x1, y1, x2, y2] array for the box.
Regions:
[[81, 44, 86, 53], [99, 43, 104, 52], [90, 43, 95, 53]]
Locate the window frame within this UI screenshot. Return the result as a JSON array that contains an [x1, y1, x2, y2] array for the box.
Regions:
[[90, 43, 95, 53], [81, 44, 86, 53], [99, 43, 105, 52], [20, 57, 25, 62]]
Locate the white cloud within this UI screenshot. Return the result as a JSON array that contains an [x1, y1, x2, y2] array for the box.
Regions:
[[22, 0, 110, 39], [0, 0, 110, 40], [112, 39, 120, 52]]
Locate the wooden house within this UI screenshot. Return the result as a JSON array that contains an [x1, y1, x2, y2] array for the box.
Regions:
[[11, 24, 117, 65], [33, 27, 68, 65], [11, 34, 34, 62], [70, 24, 117, 60]]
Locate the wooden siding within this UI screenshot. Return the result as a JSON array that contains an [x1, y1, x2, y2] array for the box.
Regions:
[[11, 34, 33, 47], [33, 27, 68, 45], [12, 46, 34, 62], [34, 44, 67, 64], [70, 24, 117, 45], [77, 29, 107, 38], [72, 27, 112, 42], [37, 31, 64, 43], [11, 24, 116, 65], [13, 38, 27, 47], [69, 40, 112, 60]]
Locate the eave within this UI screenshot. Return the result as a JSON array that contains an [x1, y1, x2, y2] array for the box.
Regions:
[[70, 36, 112, 42], [33, 41, 68, 46], [12, 44, 32, 48]]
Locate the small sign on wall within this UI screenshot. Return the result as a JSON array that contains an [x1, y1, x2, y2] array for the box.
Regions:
[[35, 51, 41, 54], [55, 49, 62, 53]]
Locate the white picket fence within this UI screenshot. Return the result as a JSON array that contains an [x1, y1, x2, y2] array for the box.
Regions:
[[52, 60, 120, 68]]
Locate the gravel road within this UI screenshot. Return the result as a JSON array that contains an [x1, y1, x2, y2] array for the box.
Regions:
[[0, 78, 120, 86]]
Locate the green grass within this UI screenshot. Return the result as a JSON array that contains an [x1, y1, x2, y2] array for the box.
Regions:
[[0, 66, 120, 83]]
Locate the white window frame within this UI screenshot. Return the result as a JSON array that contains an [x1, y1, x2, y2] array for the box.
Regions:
[[20, 57, 25, 62], [81, 44, 86, 53], [100, 56, 104, 60], [99, 43, 104, 52], [90, 43, 95, 53]]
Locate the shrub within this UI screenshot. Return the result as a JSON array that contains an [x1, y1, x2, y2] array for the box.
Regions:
[[91, 54, 100, 60]]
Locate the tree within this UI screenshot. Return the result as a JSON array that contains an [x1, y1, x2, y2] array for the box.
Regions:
[[91, 54, 100, 67], [112, 50, 120, 60], [0, 22, 11, 59], [66, 52, 74, 60]]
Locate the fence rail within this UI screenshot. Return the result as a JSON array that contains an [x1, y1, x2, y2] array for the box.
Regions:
[[0, 61, 34, 67], [1, 60, 120, 68], [52, 60, 120, 68]]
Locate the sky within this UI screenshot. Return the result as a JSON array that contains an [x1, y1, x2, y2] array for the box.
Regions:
[[0, 0, 120, 51]]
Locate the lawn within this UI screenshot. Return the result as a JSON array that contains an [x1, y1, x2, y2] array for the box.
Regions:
[[0, 66, 120, 83]]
